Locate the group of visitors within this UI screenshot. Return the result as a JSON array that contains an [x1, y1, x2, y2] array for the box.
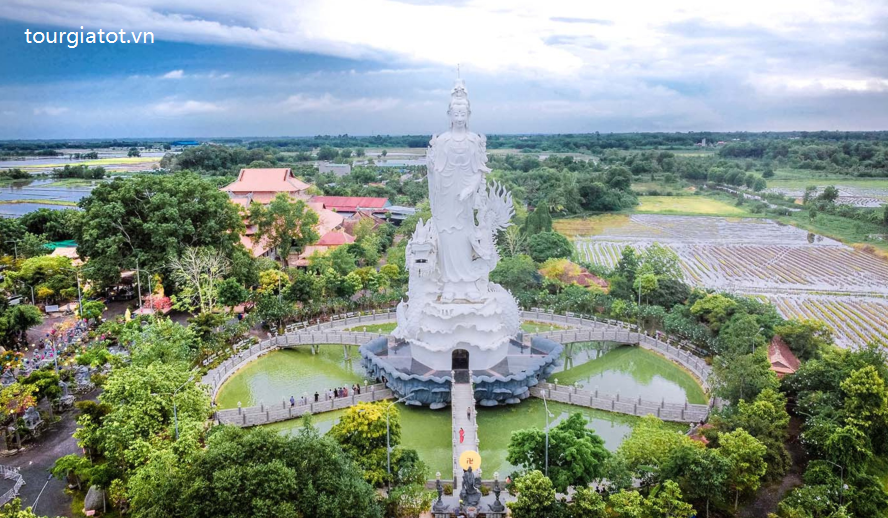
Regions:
[[311, 384, 363, 403]]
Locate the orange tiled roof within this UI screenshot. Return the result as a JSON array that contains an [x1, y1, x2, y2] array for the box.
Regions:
[[308, 202, 345, 236], [768, 336, 801, 377], [316, 229, 356, 246], [222, 168, 311, 194], [309, 196, 389, 212]]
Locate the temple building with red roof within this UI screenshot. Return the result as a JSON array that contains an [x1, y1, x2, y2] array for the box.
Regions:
[[768, 336, 801, 378], [309, 195, 390, 215], [222, 168, 312, 204]]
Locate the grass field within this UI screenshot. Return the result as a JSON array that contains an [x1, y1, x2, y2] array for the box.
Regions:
[[16, 157, 160, 170], [554, 214, 631, 237], [0, 199, 78, 206], [767, 169, 888, 189], [777, 212, 888, 252], [635, 195, 749, 216]]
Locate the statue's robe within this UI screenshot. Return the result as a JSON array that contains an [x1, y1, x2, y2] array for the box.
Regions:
[[427, 131, 490, 286]]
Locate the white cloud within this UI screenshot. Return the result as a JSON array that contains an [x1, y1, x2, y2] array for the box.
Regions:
[[151, 100, 224, 116], [162, 69, 184, 79], [750, 75, 888, 94], [33, 106, 69, 115], [282, 93, 399, 113]]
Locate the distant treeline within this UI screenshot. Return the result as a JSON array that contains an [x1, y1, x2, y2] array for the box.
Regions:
[[5, 131, 888, 156]]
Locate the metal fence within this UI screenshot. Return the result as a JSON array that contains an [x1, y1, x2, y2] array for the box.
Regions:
[[215, 383, 392, 427]]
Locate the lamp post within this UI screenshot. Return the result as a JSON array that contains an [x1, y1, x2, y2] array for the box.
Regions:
[[752, 326, 764, 353], [386, 396, 410, 485], [154, 371, 197, 440], [822, 459, 846, 507], [542, 392, 554, 477]]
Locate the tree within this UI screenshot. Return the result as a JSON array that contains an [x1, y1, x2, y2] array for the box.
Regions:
[[76, 173, 244, 287], [500, 225, 527, 257], [690, 294, 739, 333], [248, 194, 319, 269], [329, 401, 401, 486], [385, 484, 434, 518], [97, 363, 209, 474], [616, 416, 701, 477], [216, 278, 249, 310], [775, 319, 833, 360], [719, 428, 768, 510], [506, 412, 609, 492], [79, 300, 106, 322], [661, 444, 731, 518], [645, 479, 695, 518], [508, 470, 555, 518], [129, 425, 382, 518], [124, 318, 197, 368], [711, 350, 779, 405], [7, 255, 77, 303], [608, 489, 646, 518], [568, 486, 606, 518], [490, 255, 542, 296], [722, 388, 791, 480], [317, 146, 338, 160], [0, 497, 61, 518], [818, 186, 840, 203], [0, 305, 42, 347], [21, 369, 61, 408], [633, 273, 659, 306], [253, 292, 295, 331], [128, 147, 141, 157], [840, 365, 888, 435], [169, 247, 230, 313], [527, 232, 573, 263], [615, 246, 639, 285], [639, 243, 683, 281]]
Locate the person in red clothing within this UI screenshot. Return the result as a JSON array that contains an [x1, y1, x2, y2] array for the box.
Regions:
[[459, 427, 465, 444]]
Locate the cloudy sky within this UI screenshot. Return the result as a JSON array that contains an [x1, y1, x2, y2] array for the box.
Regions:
[[1, 0, 887, 139]]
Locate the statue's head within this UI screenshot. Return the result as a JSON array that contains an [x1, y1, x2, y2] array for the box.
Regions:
[[448, 79, 470, 129]]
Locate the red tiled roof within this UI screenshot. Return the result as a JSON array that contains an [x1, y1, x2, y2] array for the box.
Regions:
[[308, 202, 345, 236], [310, 196, 389, 212], [316, 229, 356, 246], [222, 168, 311, 194], [768, 336, 801, 377]]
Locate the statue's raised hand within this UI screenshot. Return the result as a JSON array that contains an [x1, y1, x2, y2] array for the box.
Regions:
[[458, 186, 475, 201]]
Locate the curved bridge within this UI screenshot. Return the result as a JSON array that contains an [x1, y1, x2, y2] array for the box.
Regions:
[[205, 309, 718, 428]]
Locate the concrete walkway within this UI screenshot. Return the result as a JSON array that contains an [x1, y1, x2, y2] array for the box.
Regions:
[[450, 376, 478, 485]]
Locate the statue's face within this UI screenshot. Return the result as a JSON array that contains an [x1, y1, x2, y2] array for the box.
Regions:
[[449, 103, 468, 128]]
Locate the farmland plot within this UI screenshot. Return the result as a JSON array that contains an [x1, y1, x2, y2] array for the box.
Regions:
[[769, 295, 888, 348], [569, 215, 888, 347]]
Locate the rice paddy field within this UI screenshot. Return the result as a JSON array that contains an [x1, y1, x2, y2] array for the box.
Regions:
[[563, 213, 888, 348], [635, 195, 749, 216]]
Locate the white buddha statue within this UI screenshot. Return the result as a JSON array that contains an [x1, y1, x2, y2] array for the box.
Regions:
[[427, 79, 492, 302], [392, 79, 520, 372]]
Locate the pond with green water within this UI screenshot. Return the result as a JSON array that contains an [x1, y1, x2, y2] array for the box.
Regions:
[[217, 340, 704, 476], [215, 344, 365, 409], [554, 343, 708, 405], [265, 399, 656, 477]]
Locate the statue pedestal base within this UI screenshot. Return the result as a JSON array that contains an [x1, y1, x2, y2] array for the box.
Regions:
[[394, 284, 519, 371]]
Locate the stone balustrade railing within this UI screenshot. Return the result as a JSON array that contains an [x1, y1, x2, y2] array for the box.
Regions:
[[520, 309, 713, 391], [0, 465, 24, 507], [215, 383, 392, 427], [531, 383, 712, 423]]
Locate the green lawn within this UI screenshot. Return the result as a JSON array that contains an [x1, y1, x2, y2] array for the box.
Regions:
[[0, 199, 78, 206], [345, 322, 396, 333], [635, 195, 750, 216]]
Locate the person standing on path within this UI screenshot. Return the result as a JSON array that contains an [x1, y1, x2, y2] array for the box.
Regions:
[[459, 427, 465, 444], [467, 407, 471, 421]]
